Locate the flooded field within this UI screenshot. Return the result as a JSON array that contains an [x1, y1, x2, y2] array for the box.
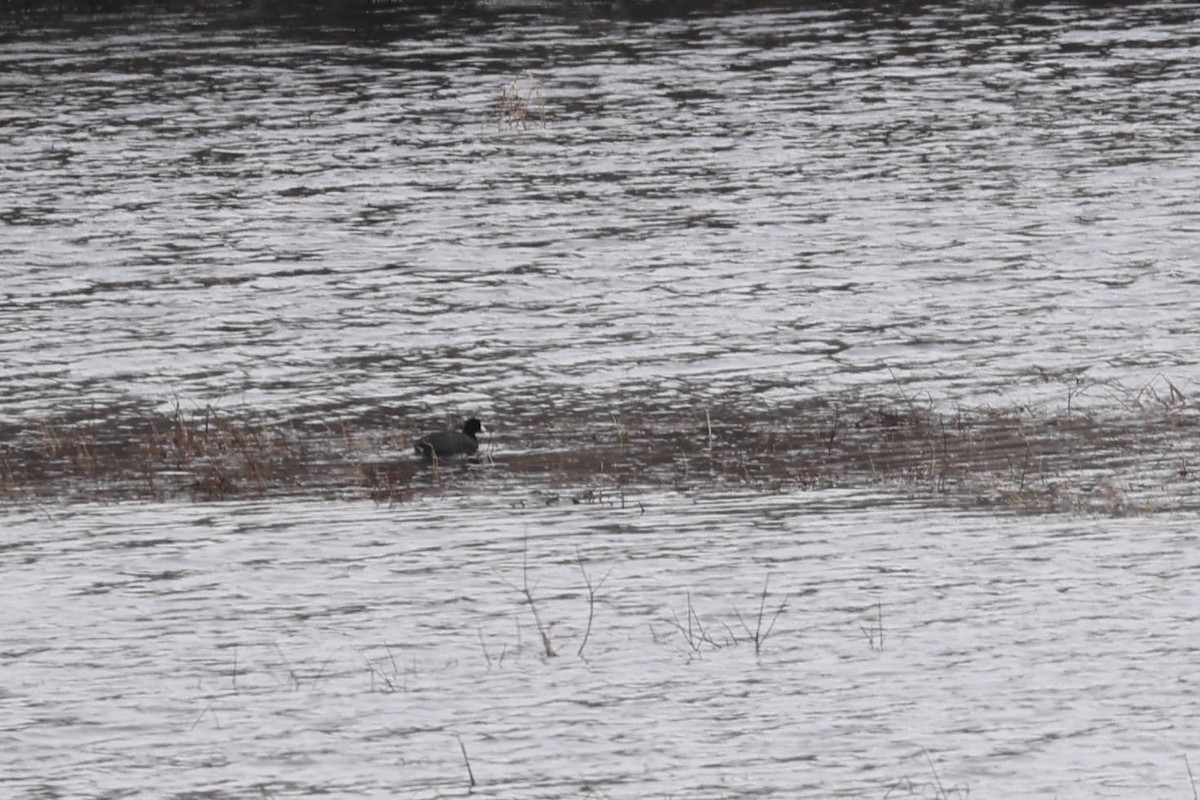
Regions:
[[3, 386, 1200, 516], [3, 0, 1200, 797]]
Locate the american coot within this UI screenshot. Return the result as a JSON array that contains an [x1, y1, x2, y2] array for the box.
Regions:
[[414, 418, 483, 459]]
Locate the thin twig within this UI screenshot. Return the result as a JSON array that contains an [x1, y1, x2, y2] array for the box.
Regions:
[[665, 592, 724, 652], [189, 702, 219, 732], [576, 548, 612, 658], [923, 748, 946, 798], [272, 644, 301, 689], [734, 574, 787, 655], [478, 624, 493, 668], [362, 652, 395, 693], [455, 733, 477, 788], [517, 536, 556, 657]]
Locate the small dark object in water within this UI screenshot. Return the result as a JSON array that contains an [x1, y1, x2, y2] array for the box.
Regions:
[[415, 418, 483, 458]]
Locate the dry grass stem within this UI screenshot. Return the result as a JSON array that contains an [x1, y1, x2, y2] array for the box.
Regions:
[[575, 548, 612, 658], [665, 592, 726, 653], [733, 574, 787, 656], [506, 537, 556, 658], [455, 733, 477, 789], [859, 601, 884, 651], [496, 71, 545, 130], [2, 383, 1196, 516]]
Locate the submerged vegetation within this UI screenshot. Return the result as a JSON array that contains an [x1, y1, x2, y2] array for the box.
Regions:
[[1, 380, 1196, 514]]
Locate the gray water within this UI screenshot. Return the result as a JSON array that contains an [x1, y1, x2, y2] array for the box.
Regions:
[[3, 1, 1199, 422], [4, 493, 1200, 799], [2, 1, 1200, 797]]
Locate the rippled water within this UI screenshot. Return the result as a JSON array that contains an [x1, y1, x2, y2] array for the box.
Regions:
[[4, 493, 1200, 798], [2, 1, 1199, 423], [3, 2, 1200, 797]]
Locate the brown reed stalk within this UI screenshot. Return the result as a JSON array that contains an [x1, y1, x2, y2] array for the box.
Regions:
[[232, 423, 267, 493], [497, 72, 545, 130], [39, 422, 60, 458]]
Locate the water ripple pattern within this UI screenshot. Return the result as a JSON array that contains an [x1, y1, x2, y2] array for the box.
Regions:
[[2, 494, 1198, 798], [3, 5, 1200, 798], [1, 3, 1199, 423]]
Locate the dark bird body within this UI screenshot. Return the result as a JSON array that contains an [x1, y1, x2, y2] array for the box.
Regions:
[[415, 418, 483, 458]]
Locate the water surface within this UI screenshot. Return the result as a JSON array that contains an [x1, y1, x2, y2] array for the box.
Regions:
[[4, 493, 1200, 799], [3, 2, 1200, 798], [2, 1, 1198, 423]]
